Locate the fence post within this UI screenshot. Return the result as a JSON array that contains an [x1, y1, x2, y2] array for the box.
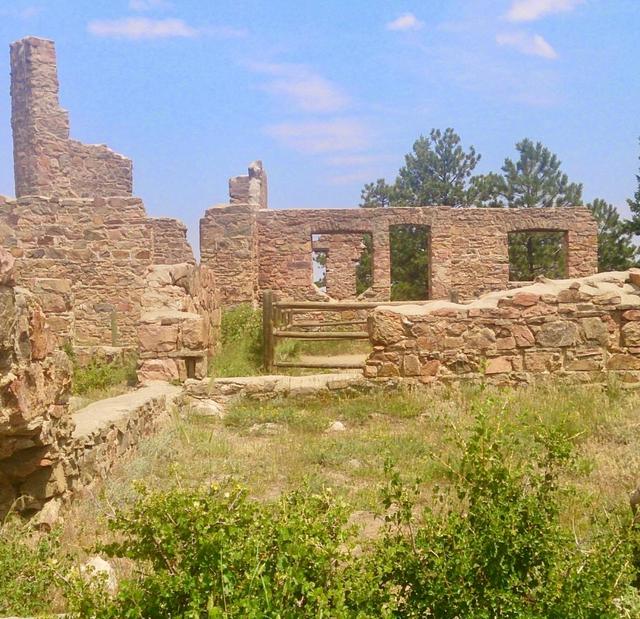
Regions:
[[263, 290, 275, 373]]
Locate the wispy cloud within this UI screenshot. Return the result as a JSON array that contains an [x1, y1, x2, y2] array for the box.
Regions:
[[250, 63, 349, 113], [0, 5, 42, 19], [88, 17, 198, 39], [506, 0, 584, 22], [386, 12, 424, 32], [87, 17, 247, 40], [264, 119, 369, 154], [326, 154, 395, 166], [496, 31, 558, 59], [129, 0, 172, 11]]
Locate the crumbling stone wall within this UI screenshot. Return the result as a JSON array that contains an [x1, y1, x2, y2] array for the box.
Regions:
[[365, 271, 640, 386], [0, 195, 153, 346], [0, 249, 72, 518], [137, 263, 220, 382], [200, 197, 597, 305], [313, 233, 365, 299], [229, 160, 268, 209], [0, 195, 206, 349], [10, 37, 132, 199], [150, 218, 195, 265], [201, 203, 260, 306]]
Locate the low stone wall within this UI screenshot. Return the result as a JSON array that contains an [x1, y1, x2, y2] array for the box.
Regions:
[[66, 384, 181, 501], [365, 271, 640, 387], [184, 372, 369, 403]]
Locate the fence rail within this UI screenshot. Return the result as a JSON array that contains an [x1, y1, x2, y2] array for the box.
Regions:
[[262, 290, 444, 372]]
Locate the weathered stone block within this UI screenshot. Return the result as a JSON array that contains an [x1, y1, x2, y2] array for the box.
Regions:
[[536, 321, 579, 347]]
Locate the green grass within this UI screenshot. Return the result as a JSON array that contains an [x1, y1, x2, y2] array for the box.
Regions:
[[69, 353, 138, 406], [209, 303, 371, 377]]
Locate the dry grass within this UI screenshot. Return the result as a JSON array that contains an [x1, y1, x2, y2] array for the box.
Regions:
[[61, 380, 640, 561]]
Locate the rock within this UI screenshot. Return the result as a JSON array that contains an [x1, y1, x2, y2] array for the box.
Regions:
[[581, 317, 609, 345], [485, 356, 512, 375], [622, 322, 640, 347], [137, 358, 179, 382], [81, 556, 117, 594], [248, 422, 285, 436], [511, 292, 539, 307], [402, 354, 421, 376], [137, 323, 179, 353], [35, 497, 62, 530], [0, 247, 15, 286], [327, 420, 346, 433], [536, 320, 579, 347], [190, 398, 223, 418], [369, 310, 407, 346]]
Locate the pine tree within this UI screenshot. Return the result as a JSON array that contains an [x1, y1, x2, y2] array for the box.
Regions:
[[471, 139, 583, 208], [358, 128, 479, 298], [588, 199, 637, 271], [626, 138, 640, 234]]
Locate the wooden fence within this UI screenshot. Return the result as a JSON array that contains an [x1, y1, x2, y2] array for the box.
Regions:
[[262, 290, 437, 372]]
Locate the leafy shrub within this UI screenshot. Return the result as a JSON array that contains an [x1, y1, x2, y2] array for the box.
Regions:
[[352, 411, 639, 618], [68, 483, 355, 618], [72, 355, 138, 396], [0, 517, 67, 616]]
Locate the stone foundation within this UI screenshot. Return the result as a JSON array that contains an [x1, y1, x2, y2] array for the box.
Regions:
[[365, 270, 640, 387]]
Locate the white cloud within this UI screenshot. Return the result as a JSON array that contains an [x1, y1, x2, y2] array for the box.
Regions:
[[326, 154, 394, 166], [506, 0, 584, 22], [496, 31, 558, 59], [88, 17, 198, 39], [250, 63, 349, 113], [129, 0, 172, 11], [264, 119, 369, 154], [386, 12, 424, 32]]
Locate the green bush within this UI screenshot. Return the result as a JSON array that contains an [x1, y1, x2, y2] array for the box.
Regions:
[[68, 483, 354, 618], [72, 355, 138, 396], [0, 517, 67, 616], [352, 411, 639, 618], [66, 408, 640, 618]]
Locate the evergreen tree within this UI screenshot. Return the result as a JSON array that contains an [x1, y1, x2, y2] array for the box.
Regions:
[[588, 199, 637, 271], [471, 139, 583, 280], [359, 128, 479, 299], [626, 138, 640, 234], [471, 139, 583, 208]]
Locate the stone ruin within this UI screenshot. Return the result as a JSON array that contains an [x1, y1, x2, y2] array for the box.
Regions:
[[0, 36, 610, 519], [200, 189, 598, 306], [1, 37, 220, 383]]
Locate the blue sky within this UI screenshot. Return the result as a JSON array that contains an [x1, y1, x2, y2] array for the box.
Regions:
[[0, 0, 638, 249]]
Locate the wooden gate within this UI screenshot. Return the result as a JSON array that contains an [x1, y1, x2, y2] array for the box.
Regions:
[[262, 290, 379, 372]]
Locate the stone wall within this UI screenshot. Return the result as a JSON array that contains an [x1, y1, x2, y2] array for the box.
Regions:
[[0, 195, 153, 346], [0, 194, 215, 351], [365, 271, 640, 387], [0, 249, 72, 519], [229, 160, 268, 209], [10, 37, 132, 199], [137, 263, 221, 382], [313, 233, 365, 299], [150, 218, 195, 265], [200, 200, 598, 305], [200, 203, 260, 306]]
